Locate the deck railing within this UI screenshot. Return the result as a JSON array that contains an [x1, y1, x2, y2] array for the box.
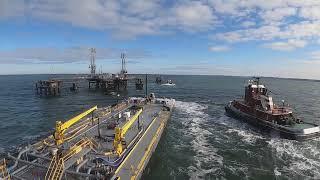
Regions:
[[45, 137, 96, 180]]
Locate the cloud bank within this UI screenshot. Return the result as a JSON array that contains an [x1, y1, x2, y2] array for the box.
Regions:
[[2, 0, 320, 78], [0, 0, 219, 39], [2, 0, 320, 50]]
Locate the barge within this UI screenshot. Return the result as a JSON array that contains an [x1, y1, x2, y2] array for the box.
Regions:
[[0, 93, 175, 180], [225, 78, 320, 140]]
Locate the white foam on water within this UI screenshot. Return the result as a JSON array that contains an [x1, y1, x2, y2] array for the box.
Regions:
[[274, 167, 281, 176], [267, 138, 320, 178], [215, 115, 265, 144], [226, 128, 264, 144], [218, 114, 320, 178], [174, 101, 223, 179]]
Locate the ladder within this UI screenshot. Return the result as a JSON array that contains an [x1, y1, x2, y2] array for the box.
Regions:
[[45, 155, 65, 180], [45, 138, 96, 180], [0, 159, 11, 180]]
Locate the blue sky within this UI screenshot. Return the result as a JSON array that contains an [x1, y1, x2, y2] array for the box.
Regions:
[[1, 0, 320, 79]]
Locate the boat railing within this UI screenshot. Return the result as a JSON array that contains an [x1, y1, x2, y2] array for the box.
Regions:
[[272, 107, 292, 114], [112, 102, 128, 112], [45, 137, 96, 180], [45, 155, 64, 180], [63, 138, 94, 162]]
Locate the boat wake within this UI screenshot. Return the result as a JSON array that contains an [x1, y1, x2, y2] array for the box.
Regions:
[[161, 83, 176, 86], [174, 101, 223, 179], [172, 101, 320, 179], [215, 115, 265, 144], [267, 138, 320, 179], [217, 115, 320, 178], [226, 128, 264, 144]]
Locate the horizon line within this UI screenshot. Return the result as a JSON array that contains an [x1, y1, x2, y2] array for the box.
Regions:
[[0, 73, 319, 82]]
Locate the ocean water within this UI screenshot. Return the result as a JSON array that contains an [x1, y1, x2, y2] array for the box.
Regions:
[[1, 74, 320, 180]]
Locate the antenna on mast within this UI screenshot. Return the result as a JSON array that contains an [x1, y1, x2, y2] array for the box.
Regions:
[[89, 48, 96, 76]]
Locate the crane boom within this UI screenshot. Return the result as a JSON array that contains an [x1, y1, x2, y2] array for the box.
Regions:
[[54, 106, 97, 145], [114, 108, 143, 155]]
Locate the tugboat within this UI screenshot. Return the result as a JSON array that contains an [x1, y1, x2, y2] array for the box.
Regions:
[[225, 77, 320, 140]]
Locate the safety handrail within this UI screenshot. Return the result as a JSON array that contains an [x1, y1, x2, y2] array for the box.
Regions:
[[62, 138, 92, 161], [45, 138, 95, 180]]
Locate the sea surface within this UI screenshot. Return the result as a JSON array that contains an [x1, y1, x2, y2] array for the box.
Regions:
[[1, 74, 320, 180]]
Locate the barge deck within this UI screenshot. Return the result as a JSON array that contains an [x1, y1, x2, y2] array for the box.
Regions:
[[1, 93, 175, 180]]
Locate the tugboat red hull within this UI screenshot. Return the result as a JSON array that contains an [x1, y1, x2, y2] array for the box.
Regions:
[[225, 103, 320, 141]]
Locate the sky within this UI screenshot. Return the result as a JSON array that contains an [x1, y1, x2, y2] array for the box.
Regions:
[[1, 0, 320, 79]]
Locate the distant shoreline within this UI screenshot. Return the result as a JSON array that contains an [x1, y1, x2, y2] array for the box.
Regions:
[[0, 73, 319, 82]]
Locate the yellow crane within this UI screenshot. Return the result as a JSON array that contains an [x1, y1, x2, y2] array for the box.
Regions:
[[113, 108, 143, 155], [54, 106, 97, 146], [0, 159, 10, 180]]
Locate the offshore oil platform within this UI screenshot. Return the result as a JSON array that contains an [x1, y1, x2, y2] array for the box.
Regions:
[[1, 92, 175, 179], [34, 48, 131, 96], [87, 49, 128, 91], [35, 80, 63, 96], [35, 79, 81, 97]]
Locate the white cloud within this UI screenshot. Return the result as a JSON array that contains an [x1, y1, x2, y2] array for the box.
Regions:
[[125, 0, 161, 18], [263, 39, 307, 51], [214, 25, 281, 42], [209, 45, 230, 52], [173, 1, 216, 32], [214, 20, 320, 45], [2, 0, 320, 50], [0, 0, 217, 38], [208, 0, 240, 15], [208, 0, 320, 51], [299, 6, 320, 20], [261, 7, 297, 23], [241, 21, 256, 27], [0, 0, 25, 18], [309, 51, 320, 60]]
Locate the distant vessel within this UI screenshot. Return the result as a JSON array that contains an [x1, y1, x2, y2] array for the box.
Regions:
[[161, 80, 175, 86], [2, 93, 175, 180], [155, 76, 162, 84], [225, 78, 320, 140]]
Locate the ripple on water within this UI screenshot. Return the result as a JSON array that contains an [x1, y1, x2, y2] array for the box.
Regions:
[[267, 138, 320, 179], [214, 115, 265, 145], [217, 114, 320, 179], [214, 114, 320, 179], [174, 101, 224, 179]]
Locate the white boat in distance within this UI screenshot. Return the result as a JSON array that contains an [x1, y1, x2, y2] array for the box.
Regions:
[[161, 80, 175, 86]]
